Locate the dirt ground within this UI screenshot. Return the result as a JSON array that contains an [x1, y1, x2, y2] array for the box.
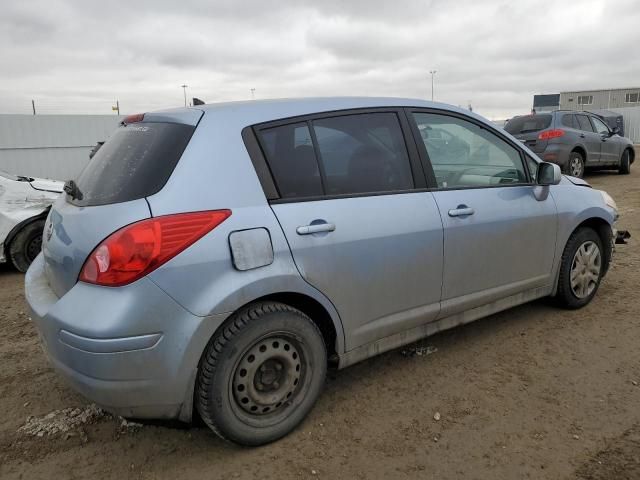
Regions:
[[1, 168, 639, 480]]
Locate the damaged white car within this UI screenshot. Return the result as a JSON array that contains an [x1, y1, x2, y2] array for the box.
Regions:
[[0, 170, 63, 272]]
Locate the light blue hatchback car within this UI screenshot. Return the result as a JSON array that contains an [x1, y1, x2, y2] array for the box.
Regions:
[[25, 98, 629, 445]]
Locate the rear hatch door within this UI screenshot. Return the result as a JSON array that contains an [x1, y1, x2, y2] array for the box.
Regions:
[[42, 113, 201, 298], [504, 114, 552, 154]]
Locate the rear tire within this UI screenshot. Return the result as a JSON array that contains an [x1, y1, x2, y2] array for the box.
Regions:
[[8, 219, 45, 273], [619, 149, 631, 175], [555, 228, 604, 309], [196, 302, 327, 446], [567, 151, 585, 178]]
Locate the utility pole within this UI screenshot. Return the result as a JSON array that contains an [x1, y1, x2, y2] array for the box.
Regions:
[[112, 100, 120, 115], [181, 84, 188, 107], [31, 99, 36, 115], [251, 88, 255, 100], [429, 70, 437, 101]]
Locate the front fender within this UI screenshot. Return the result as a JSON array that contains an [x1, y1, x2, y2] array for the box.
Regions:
[[549, 185, 615, 294]]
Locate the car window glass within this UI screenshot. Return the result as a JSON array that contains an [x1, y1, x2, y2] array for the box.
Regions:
[[576, 115, 595, 132], [591, 117, 609, 135], [561, 114, 577, 129], [504, 114, 552, 134], [72, 122, 195, 207], [413, 112, 528, 188], [259, 123, 323, 199], [525, 155, 539, 180], [312, 113, 414, 195]]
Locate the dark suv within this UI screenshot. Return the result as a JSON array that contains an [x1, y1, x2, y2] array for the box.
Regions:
[[505, 111, 635, 178]]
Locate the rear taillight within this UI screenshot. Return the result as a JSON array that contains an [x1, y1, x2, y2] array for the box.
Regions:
[[123, 113, 145, 124], [79, 210, 231, 287], [538, 129, 565, 140]]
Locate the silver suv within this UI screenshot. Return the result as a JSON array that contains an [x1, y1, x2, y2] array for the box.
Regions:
[[26, 98, 627, 445], [504, 111, 635, 178]]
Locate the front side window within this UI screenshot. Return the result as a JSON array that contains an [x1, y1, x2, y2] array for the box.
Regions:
[[577, 95, 593, 105], [591, 117, 610, 135], [576, 115, 595, 132], [312, 113, 414, 195], [259, 123, 323, 199], [413, 113, 527, 188]]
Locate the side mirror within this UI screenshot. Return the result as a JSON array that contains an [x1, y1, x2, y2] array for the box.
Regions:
[[537, 162, 561, 185], [611, 126, 620, 136]]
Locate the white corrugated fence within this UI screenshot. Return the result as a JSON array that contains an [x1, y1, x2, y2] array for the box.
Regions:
[[0, 114, 123, 180]]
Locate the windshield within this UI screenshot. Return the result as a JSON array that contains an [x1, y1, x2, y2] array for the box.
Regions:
[[69, 122, 195, 206], [505, 114, 552, 135]]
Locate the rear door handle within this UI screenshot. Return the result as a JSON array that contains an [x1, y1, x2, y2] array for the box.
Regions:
[[296, 223, 336, 235], [579, 134, 586, 138], [448, 206, 475, 217]]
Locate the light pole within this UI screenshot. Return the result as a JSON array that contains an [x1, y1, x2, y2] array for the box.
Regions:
[[251, 88, 255, 100], [429, 70, 437, 101], [181, 84, 188, 107]]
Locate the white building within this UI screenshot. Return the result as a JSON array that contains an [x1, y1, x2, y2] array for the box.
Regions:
[[0, 114, 123, 180]]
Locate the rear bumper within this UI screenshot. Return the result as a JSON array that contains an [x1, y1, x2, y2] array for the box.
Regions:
[[537, 143, 572, 169], [25, 254, 230, 421]]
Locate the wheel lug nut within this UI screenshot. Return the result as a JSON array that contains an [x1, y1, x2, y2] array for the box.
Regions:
[[273, 381, 279, 389], [275, 364, 282, 371], [260, 364, 267, 372], [256, 384, 263, 391]]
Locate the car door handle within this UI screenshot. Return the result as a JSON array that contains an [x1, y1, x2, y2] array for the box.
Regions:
[[579, 134, 585, 138], [448, 206, 475, 217], [296, 223, 336, 235]]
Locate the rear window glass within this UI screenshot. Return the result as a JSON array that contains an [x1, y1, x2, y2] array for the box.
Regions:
[[70, 122, 195, 206], [504, 115, 552, 134], [312, 113, 413, 195]]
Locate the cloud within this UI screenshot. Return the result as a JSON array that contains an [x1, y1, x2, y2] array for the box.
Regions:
[[0, 0, 638, 118]]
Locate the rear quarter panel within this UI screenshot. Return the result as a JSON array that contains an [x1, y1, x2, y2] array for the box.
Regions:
[[145, 110, 346, 353]]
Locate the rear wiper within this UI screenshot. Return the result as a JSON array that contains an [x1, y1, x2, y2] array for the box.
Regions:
[[63, 180, 84, 200]]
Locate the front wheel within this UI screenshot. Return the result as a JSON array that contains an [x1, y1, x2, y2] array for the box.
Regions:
[[619, 149, 631, 174], [196, 302, 327, 446], [555, 228, 604, 309]]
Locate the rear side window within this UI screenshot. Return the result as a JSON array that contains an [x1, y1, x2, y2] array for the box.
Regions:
[[312, 113, 413, 195], [71, 122, 195, 206], [576, 115, 595, 132], [561, 114, 577, 129], [259, 123, 323, 199], [504, 114, 552, 134], [257, 112, 414, 199]]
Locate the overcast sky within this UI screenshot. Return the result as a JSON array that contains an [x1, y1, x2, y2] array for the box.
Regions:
[[1, 0, 639, 119]]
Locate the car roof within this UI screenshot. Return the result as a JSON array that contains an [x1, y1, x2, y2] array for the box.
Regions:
[[149, 97, 493, 129]]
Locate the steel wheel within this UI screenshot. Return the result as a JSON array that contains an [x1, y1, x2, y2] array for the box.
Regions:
[[569, 155, 584, 177], [231, 333, 307, 419], [570, 240, 601, 299]]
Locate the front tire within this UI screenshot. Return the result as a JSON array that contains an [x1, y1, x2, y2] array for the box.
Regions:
[[196, 302, 327, 446], [556, 228, 604, 309], [619, 149, 631, 174], [8, 219, 45, 273]]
